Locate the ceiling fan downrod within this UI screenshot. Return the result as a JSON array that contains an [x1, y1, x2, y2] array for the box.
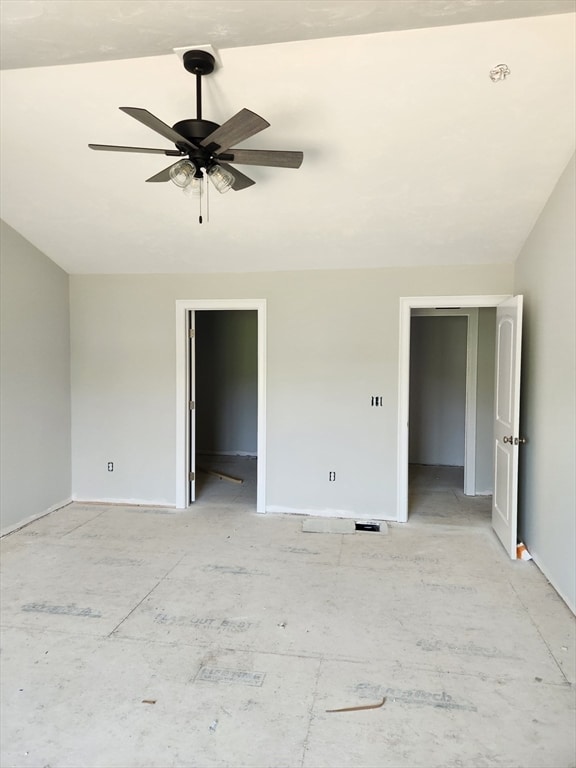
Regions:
[[182, 49, 215, 122]]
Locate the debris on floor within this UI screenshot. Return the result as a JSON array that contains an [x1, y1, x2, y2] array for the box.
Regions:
[[326, 696, 386, 713], [209, 719, 218, 732], [141, 699, 157, 705], [198, 467, 243, 484], [516, 543, 533, 560]]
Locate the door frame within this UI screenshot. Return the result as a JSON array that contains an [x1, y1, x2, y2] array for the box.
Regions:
[[175, 298, 267, 513], [397, 295, 510, 522]]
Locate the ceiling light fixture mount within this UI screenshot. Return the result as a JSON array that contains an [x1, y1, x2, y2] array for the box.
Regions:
[[88, 47, 304, 224], [489, 64, 511, 82], [182, 49, 215, 76]]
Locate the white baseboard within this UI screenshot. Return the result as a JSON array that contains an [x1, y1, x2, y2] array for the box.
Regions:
[[1, 497, 73, 537], [266, 505, 396, 521], [72, 496, 176, 510]]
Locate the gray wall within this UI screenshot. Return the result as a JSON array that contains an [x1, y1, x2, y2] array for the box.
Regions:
[[69, 264, 513, 513], [409, 315, 467, 466], [515, 152, 576, 610], [0, 220, 71, 531], [195, 310, 257, 455]]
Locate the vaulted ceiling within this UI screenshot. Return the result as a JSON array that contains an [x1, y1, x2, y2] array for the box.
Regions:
[[1, 1, 574, 274]]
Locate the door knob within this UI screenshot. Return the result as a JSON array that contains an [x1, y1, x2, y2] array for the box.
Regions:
[[503, 435, 513, 444], [514, 437, 527, 445]]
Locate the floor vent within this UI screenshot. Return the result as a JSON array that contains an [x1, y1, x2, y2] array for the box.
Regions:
[[355, 522, 381, 532]]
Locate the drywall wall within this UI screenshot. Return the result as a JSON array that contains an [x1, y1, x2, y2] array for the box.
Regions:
[[195, 310, 257, 455], [475, 307, 496, 493], [409, 315, 467, 466], [70, 263, 512, 516], [514, 152, 576, 611], [0, 220, 71, 531]]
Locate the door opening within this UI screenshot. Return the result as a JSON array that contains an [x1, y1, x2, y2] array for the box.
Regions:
[[397, 295, 523, 559], [409, 311, 471, 520], [191, 310, 258, 506], [175, 299, 267, 513], [409, 308, 478, 501]]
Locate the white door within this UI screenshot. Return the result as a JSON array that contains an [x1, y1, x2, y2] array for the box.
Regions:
[[189, 311, 196, 503], [492, 295, 523, 558]]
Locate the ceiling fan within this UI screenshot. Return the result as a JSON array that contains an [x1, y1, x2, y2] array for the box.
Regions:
[[89, 49, 304, 221]]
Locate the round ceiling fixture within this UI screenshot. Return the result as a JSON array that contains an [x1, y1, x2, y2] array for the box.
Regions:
[[489, 64, 511, 82]]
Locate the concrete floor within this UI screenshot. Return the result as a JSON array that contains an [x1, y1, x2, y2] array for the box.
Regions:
[[408, 464, 492, 525], [1, 462, 575, 768]]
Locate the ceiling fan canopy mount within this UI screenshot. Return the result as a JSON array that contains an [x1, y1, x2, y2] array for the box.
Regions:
[[182, 49, 216, 76]]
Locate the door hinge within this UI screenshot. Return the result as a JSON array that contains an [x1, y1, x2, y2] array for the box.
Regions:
[[189, 471, 195, 481], [189, 400, 195, 410], [189, 328, 195, 338]]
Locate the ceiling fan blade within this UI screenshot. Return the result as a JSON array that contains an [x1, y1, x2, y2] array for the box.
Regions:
[[201, 108, 270, 153], [219, 163, 256, 191], [120, 107, 196, 150], [89, 143, 183, 156], [222, 149, 303, 169], [145, 161, 183, 183]]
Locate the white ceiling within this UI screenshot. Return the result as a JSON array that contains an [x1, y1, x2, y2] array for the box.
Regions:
[[2, 0, 574, 69], [0, 1, 575, 274]]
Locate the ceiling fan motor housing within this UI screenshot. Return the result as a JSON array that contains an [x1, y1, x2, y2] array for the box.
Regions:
[[172, 119, 219, 145], [172, 119, 223, 173]]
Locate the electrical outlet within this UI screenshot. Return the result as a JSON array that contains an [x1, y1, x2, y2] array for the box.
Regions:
[[329, 471, 336, 481], [107, 462, 114, 472]]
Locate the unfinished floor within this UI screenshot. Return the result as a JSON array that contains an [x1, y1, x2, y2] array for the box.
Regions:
[[1, 465, 575, 768], [408, 463, 492, 524]]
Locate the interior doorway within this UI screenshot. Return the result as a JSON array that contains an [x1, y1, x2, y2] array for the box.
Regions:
[[175, 299, 267, 512], [409, 309, 478, 497], [192, 310, 258, 507], [408, 311, 477, 521], [404, 295, 523, 554], [397, 295, 510, 524]]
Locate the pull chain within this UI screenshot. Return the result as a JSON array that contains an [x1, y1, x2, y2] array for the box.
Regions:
[[197, 170, 209, 224]]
